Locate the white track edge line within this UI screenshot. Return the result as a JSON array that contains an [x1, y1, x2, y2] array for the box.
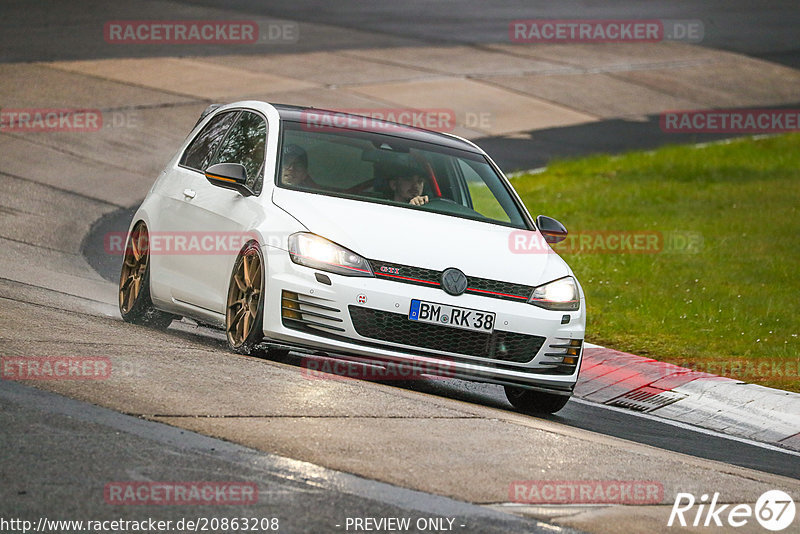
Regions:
[[570, 397, 800, 457]]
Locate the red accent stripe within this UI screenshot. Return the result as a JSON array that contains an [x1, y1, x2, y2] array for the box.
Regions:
[[467, 287, 527, 300], [377, 273, 440, 285], [377, 273, 528, 300]]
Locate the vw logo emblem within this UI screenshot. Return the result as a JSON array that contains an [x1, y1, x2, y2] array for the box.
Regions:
[[441, 268, 468, 296]]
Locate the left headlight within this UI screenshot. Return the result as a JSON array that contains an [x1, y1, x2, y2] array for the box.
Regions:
[[288, 232, 373, 277], [529, 276, 580, 311]]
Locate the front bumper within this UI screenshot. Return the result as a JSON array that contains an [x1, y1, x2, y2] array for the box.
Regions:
[[261, 249, 586, 394]]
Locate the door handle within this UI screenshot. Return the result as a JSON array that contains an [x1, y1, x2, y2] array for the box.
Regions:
[[183, 188, 196, 199]]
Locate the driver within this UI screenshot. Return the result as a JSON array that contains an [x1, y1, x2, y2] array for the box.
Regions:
[[385, 162, 429, 206]]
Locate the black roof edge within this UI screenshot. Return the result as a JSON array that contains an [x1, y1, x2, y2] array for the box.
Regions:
[[194, 103, 224, 129], [269, 102, 482, 154]]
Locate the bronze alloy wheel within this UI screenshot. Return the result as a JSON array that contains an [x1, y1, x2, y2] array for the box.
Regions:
[[119, 222, 149, 314], [226, 243, 264, 352], [118, 221, 174, 328]]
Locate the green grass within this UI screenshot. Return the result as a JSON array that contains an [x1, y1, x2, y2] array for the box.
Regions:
[[510, 134, 800, 392]]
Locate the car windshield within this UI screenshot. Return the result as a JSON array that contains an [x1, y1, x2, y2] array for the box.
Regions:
[[276, 119, 529, 229]]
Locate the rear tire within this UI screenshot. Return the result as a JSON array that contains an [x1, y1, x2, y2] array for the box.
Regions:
[[225, 242, 265, 355], [504, 385, 570, 414], [118, 221, 175, 329]]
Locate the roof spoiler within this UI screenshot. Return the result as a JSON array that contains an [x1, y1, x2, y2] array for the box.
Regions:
[[193, 104, 223, 129]]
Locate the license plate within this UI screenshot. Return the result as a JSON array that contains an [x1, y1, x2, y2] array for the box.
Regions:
[[408, 299, 495, 333]]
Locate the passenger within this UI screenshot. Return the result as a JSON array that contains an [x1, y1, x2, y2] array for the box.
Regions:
[[280, 144, 317, 189]]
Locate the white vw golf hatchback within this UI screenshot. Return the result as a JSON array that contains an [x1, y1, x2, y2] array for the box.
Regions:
[[119, 101, 586, 414]]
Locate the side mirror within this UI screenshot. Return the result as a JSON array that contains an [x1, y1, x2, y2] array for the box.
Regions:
[[205, 163, 254, 197], [536, 215, 568, 244]]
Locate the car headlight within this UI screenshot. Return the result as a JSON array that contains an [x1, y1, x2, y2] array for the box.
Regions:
[[529, 276, 580, 311], [288, 232, 373, 277]]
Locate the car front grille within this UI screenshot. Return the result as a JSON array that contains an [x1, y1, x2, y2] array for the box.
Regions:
[[369, 259, 533, 302], [348, 306, 545, 364]]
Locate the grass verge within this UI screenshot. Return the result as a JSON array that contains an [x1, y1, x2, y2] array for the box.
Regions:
[[511, 134, 800, 392]]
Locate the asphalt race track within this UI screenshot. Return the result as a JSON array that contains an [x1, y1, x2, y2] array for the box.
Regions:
[[2, 2, 799, 533], [3, 1, 799, 66], [84, 207, 800, 481]]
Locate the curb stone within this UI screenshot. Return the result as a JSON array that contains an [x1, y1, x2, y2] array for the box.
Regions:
[[576, 343, 800, 452]]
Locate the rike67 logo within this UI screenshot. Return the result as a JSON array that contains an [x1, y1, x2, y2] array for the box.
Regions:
[[669, 490, 795, 531]]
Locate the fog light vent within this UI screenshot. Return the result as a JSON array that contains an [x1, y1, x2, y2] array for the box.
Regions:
[[281, 291, 302, 319], [281, 290, 345, 332]]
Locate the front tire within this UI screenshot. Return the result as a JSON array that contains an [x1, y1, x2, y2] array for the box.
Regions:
[[504, 385, 571, 414], [118, 221, 175, 329], [225, 242, 265, 355]]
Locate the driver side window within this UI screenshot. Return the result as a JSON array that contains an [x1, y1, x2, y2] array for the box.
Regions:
[[209, 111, 268, 195], [180, 111, 238, 172]]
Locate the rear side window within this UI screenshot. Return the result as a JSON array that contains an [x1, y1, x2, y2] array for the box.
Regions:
[[180, 111, 238, 171]]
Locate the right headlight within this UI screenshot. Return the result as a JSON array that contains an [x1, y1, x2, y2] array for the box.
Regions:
[[528, 276, 580, 311], [288, 232, 373, 277]]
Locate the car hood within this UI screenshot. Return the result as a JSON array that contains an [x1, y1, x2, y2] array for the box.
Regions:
[[272, 188, 572, 287]]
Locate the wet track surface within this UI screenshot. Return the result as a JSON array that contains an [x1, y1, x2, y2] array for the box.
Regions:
[[1, 380, 562, 534], [71, 206, 800, 481], [3, 2, 800, 532], [80, 146, 800, 483], [3, 1, 799, 67]]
